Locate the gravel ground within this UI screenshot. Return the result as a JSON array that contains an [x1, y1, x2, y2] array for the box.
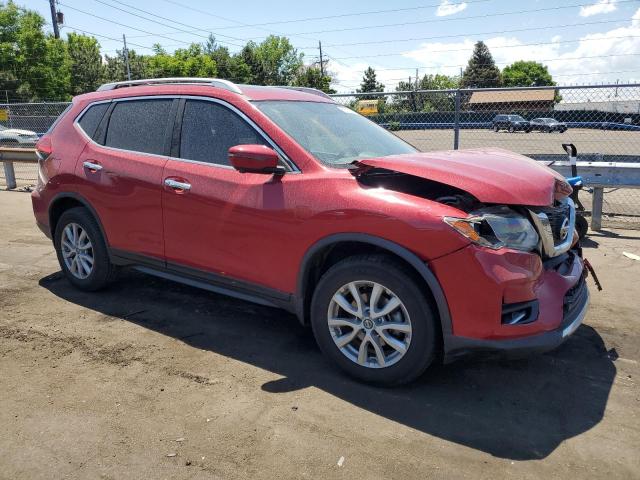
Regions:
[[1, 190, 639, 479]]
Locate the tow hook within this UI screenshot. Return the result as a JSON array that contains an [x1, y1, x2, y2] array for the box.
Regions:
[[584, 258, 603, 291]]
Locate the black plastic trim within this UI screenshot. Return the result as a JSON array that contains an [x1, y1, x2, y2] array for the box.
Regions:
[[109, 248, 294, 312], [296, 233, 453, 336], [48, 192, 110, 248]]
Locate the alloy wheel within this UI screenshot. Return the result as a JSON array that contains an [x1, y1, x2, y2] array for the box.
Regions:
[[61, 223, 94, 279], [327, 281, 412, 369]]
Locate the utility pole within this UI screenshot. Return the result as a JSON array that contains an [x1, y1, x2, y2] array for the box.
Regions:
[[48, 0, 60, 39], [415, 68, 419, 90], [318, 41, 325, 77], [123, 34, 132, 81]]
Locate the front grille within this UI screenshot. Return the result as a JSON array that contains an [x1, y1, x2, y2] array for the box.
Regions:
[[534, 203, 571, 246], [562, 274, 588, 325], [528, 199, 575, 258]]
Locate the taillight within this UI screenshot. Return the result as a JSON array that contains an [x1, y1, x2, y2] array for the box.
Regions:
[[35, 135, 52, 161], [35, 135, 52, 187]]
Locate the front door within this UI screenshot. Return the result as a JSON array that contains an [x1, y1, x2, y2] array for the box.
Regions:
[[161, 98, 295, 292]]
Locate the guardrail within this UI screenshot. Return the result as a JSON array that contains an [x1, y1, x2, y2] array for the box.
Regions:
[[2, 147, 639, 231], [0, 147, 38, 190]]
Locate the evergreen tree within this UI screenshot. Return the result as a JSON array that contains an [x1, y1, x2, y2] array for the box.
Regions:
[[357, 67, 384, 97], [461, 41, 503, 88]]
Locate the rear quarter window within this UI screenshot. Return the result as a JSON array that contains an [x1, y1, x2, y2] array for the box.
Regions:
[[77, 103, 109, 139]]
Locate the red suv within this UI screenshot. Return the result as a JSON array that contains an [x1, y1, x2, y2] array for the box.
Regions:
[[32, 78, 589, 385]]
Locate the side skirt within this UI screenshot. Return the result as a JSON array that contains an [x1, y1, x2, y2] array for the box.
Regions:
[[109, 248, 295, 313]]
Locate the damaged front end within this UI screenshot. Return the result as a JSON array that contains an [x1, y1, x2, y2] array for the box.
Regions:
[[352, 158, 590, 359]]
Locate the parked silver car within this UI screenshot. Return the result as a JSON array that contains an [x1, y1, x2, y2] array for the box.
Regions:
[[0, 124, 39, 145]]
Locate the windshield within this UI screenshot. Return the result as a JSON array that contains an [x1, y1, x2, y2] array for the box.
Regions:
[[254, 101, 417, 166], [509, 115, 526, 121]]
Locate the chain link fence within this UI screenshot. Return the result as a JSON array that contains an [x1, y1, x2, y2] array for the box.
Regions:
[[331, 84, 640, 228], [1, 86, 639, 228]]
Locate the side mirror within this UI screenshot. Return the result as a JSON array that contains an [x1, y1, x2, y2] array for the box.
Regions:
[[229, 144, 282, 174]]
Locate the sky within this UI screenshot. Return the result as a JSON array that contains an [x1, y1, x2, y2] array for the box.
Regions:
[[20, 0, 640, 92]]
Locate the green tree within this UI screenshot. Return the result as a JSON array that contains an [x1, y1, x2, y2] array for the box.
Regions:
[[204, 35, 251, 83], [393, 74, 459, 112], [460, 41, 503, 88], [67, 32, 101, 95], [357, 66, 384, 97], [293, 65, 335, 93], [248, 35, 303, 85], [0, 1, 70, 100], [503, 60, 555, 87]]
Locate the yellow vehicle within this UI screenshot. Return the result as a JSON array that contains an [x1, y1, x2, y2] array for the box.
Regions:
[[355, 99, 379, 116]]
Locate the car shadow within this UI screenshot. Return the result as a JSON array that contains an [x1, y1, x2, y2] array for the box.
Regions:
[[40, 269, 616, 461]]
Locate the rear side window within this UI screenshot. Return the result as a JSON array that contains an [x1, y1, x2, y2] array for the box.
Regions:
[[105, 99, 173, 155], [77, 103, 109, 139], [179, 100, 267, 166]]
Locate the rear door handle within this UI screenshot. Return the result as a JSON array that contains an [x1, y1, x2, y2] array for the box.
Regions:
[[164, 178, 191, 191], [83, 161, 103, 172]]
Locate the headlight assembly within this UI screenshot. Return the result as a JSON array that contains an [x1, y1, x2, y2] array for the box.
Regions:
[[444, 206, 539, 252]]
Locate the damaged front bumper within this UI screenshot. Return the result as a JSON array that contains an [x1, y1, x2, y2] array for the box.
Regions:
[[431, 243, 589, 363]]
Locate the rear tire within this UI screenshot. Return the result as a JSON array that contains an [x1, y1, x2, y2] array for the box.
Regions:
[[310, 254, 439, 386], [54, 207, 117, 291], [508, 125, 515, 133], [493, 125, 499, 132]]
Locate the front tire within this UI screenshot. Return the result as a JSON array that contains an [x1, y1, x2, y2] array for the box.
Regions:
[[54, 207, 117, 291], [508, 125, 515, 133], [310, 255, 439, 386]]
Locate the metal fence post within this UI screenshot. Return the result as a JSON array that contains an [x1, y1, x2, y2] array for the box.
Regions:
[[2, 161, 17, 190], [453, 89, 461, 150], [591, 187, 604, 231]]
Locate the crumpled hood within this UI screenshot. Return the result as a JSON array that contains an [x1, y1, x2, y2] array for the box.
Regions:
[[357, 148, 571, 207]]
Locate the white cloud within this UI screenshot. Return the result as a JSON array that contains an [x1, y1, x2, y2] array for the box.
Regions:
[[580, 0, 617, 17], [436, 1, 467, 17], [399, 6, 640, 85]]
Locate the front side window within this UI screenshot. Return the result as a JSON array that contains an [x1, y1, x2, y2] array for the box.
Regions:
[[105, 99, 173, 155], [254, 101, 416, 166], [179, 100, 267, 166]]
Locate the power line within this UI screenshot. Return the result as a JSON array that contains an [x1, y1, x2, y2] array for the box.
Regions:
[[91, 0, 246, 47], [341, 53, 640, 75], [313, 18, 633, 49], [271, 0, 640, 37], [207, 0, 493, 30], [57, 2, 201, 48], [330, 35, 640, 61]]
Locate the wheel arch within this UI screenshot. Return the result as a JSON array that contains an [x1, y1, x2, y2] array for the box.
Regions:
[[48, 193, 109, 248], [295, 233, 452, 337]]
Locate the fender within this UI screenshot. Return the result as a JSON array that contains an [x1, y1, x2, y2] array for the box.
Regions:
[[48, 191, 110, 249], [295, 233, 453, 336]]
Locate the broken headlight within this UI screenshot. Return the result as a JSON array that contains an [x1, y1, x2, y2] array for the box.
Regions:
[[444, 206, 539, 252]]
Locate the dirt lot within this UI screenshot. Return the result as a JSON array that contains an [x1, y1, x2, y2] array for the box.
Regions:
[[1, 190, 639, 479]]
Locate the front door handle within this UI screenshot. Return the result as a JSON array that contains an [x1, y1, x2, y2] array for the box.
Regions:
[[164, 178, 191, 191], [83, 161, 103, 172]]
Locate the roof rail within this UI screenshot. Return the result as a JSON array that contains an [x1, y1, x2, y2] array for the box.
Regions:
[[275, 86, 333, 100], [96, 77, 243, 94]]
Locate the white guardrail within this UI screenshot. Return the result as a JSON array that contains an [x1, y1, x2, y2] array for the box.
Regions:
[[1, 148, 639, 231]]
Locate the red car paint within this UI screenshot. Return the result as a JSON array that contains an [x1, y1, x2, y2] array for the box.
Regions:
[[31, 82, 587, 357], [358, 148, 573, 206]]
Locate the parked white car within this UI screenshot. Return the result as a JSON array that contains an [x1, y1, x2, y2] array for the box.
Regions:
[[0, 124, 39, 145]]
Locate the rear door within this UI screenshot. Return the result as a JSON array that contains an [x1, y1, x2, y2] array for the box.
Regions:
[[161, 98, 295, 290], [75, 97, 177, 261]]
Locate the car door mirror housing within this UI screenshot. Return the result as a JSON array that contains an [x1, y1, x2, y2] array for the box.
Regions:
[[228, 144, 283, 174]]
